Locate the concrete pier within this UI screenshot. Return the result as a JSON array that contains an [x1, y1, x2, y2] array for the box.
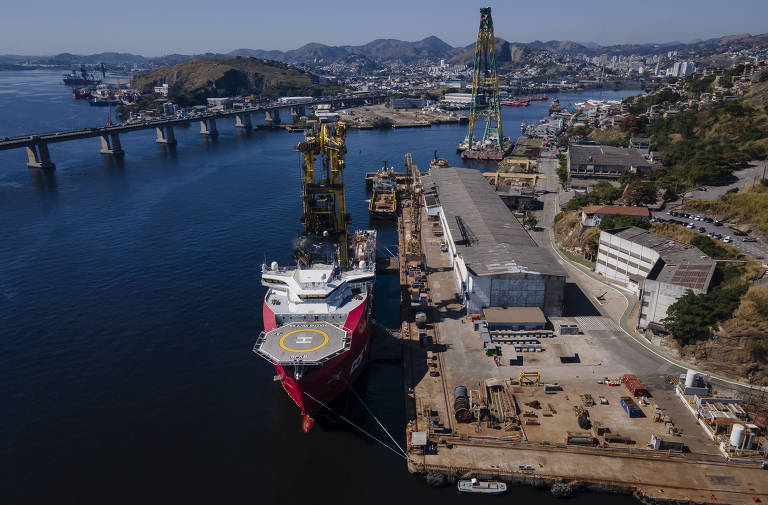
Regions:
[[99, 134, 125, 156], [199, 118, 218, 136], [264, 110, 281, 126], [155, 126, 177, 144], [25, 142, 55, 169], [234, 113, 252, 129], [290, 105, 306, 121]]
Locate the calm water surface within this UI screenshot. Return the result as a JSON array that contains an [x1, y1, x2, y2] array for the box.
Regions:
[[0, 70, 639, 504]]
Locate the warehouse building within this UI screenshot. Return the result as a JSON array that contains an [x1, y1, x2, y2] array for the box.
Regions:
[[421, 167, 566, 316], [595, 227, 715, 331], [567, 144, 651, 181]]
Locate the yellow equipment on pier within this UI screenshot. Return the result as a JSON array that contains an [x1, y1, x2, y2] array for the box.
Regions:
[[520, 371, 541, 387]]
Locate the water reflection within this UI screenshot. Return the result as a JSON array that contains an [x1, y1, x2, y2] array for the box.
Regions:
[[30, 167, 57, 194]]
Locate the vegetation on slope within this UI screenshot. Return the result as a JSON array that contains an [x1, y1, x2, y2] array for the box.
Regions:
[[132, 57, 342, 105], [649, 100, 768, 187], [650, 222, 763, 346], [686, 180, 768, 234]]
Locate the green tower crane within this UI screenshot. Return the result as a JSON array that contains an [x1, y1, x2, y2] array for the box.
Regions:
[[467, 6, 503, 152]]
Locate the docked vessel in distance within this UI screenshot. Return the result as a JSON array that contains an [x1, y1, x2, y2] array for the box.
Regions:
[[549, 97, 561, 114], [254, 122, 377, 433], [71, 87, 92, 100], [457, 478, 508, 494], [63, 64, 104, 86], [368, 161, 397, 218]]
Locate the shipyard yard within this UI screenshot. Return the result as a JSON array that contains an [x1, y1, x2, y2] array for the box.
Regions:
[[337, 104, 466, 129], [396, 167, 768, 503]]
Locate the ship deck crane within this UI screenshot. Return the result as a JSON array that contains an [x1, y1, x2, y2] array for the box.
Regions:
[[295, 122, 350, 268]]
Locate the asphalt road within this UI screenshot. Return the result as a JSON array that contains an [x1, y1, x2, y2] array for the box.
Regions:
[[532, 147, 766, 396], [679, 160, 768, 201]]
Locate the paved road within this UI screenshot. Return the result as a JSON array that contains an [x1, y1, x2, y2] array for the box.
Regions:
[[680, 160, 768, 201], [532, 147, 767, 396]]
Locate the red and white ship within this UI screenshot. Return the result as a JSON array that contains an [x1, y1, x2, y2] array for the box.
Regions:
[[253, 122, 377, 433]]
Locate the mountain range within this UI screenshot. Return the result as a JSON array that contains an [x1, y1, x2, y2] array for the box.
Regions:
[[2, 32, 767, 68]]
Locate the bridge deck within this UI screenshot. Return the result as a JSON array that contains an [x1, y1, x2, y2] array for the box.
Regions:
[[0, 93, 385, 151]]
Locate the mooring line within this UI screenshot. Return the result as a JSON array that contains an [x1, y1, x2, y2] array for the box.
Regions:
[[302, 390, 407, 460], [343, 377, 408, 458]]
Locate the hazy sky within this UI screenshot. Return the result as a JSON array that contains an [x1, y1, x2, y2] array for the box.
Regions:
[[2, 0, 767, 56]]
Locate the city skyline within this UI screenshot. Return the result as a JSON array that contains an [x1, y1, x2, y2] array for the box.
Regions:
[[1, 0, 767, 56]]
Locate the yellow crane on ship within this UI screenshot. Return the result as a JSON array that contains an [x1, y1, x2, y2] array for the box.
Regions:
[[295, 122, 350, 267]]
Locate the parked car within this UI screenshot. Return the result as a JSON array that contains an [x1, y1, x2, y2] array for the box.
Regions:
[[723, 236, 732, 243], [743, 237, 757, 242], [714, 233, 722, 240], [714, 221, 722, 226], [698, 227, 706, 233], [686, 223, 695, 229]]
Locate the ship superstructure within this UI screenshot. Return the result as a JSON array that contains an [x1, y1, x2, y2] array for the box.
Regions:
[[254, 122, 376, 432], [368, 161, 397, 218]]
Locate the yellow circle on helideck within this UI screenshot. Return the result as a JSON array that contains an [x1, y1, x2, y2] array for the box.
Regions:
[[279, 329, 329, 353]]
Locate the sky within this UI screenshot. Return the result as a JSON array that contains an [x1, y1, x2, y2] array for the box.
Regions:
[[1, 0, 767, 56]]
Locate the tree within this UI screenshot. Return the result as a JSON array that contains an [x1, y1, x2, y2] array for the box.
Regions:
[[623, 179, 658, 205], [592, 181, 622, 204], [523, 216, 538, 230], [619, 170, 638, 186], [662, 187, 678, 202], [663, 284, 748, 346], [598, 215, 651, 230]]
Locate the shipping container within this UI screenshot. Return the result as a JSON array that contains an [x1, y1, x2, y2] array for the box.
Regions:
[[620, 396, 644, 418]]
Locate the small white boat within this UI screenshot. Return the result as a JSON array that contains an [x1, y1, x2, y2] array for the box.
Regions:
[[457, 478, 507, 494]]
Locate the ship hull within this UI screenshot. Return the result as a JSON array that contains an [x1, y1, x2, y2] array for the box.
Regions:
[[263, 293, 372, 415]]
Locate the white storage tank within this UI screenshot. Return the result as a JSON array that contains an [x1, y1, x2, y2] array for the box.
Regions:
[[685, 369, 697, 388], [744, 431, 756, 451], [729, 424, 745, 448]]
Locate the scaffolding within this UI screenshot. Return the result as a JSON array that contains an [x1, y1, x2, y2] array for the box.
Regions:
[[467, 6, 503, 152]]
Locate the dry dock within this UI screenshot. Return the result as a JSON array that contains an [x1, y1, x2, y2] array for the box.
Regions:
[[397, 164, 768, 504]]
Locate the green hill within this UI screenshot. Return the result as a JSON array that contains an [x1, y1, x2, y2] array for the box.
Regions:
[[131, 56, 343, 105]]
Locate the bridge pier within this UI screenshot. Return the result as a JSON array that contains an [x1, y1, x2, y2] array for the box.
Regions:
[[100, 133, 125, 156], [200, 118, 218, 136], [265, 110, 281, 126], [155, 126, 177, 144], [290, 106, 306, 121], [235, 113, 252, 129], [26, 142, 55, 169]]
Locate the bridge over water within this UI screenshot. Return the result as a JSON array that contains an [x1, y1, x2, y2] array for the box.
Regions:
[[0, 93, 386, 169]]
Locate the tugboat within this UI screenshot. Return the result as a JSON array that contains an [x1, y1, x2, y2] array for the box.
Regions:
[[368, 161, 397, 218], [457, 478, 508, 494], [429, 150, 449, 169], [254, 122, 377, 433]]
